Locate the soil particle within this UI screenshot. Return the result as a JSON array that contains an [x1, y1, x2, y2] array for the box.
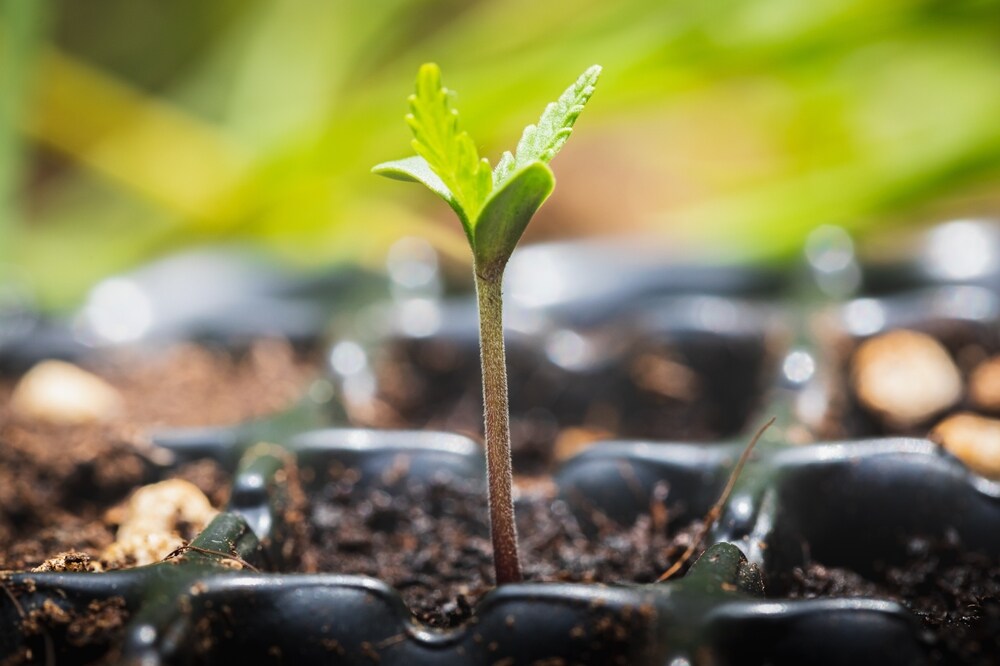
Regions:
[[930, 412, 1000, 479], [298, 474, 701, 629], [969, 355, 1000, 413], [101, 479, 218, 569], [830, 324, 1000, 440], [30, 551, 97, 573], [783, 534, 1000, 665], [851, 330, 962, 429], [356, 338, 764, 473], [552, 426, 613, 462], [0, 340, 316, 571], [629, 352, 701, 402], [9, 360, 123, 424], [171, 458, 231, 508]]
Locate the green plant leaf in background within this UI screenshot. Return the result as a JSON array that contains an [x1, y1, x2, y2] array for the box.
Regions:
[[5, 0, 1000, 305], [0, 0, 46, 275]]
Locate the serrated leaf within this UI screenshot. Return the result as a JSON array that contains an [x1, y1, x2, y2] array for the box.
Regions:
[[493, 65, 601, 187], [374, 63, 600, 277], [472, 161, 555, 278], [404, 63, 492, 233], [494, 151, 515, 181]]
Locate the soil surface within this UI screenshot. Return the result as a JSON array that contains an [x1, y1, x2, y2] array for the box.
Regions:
[[779, 533, 1000, 666], [0, 340, 316, 571], [1, 339, 316, 665], [297, 472, 701, 628], [358, 336, 766, 473], [4, 323, 996, 664]]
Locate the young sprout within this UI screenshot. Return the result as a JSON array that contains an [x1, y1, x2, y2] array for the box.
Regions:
[[373, 63, 601, 584]]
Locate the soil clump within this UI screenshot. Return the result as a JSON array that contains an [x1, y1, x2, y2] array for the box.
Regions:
[[0, 340, 316, 571]]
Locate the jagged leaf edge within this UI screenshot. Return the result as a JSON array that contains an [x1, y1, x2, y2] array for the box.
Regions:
[[406, 63, 492, 225], [493, 65, 601, 187]]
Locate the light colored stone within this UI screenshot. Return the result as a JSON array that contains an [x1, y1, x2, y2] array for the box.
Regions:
[[851, 329, 962, 429], [553, 426, 612, 462], [630, 353, 700, 401], [102, 532, 186, 570], [969, 355, 1000, 412], [9, 360, 123, 424], [102, 479, 217, 568], [931, 412, 1000, 479]]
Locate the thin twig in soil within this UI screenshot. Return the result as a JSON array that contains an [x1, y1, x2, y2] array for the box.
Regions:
[[162, 545, 260, 572], [657, 417, 775, 582]]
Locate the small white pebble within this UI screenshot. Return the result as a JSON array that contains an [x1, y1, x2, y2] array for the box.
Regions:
[[851, 330, 962, 429], [10, 360, 123, 424], [931, 412, 1000, 479]]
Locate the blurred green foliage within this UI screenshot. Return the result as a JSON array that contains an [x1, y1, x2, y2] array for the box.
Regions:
[[0, 0, 45, 266], [1, 0, 999, 305]]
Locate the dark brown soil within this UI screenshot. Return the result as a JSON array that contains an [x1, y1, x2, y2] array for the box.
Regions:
[[0, 340, 316, 571], [0, 596, 129, 666], [297, 473, 700, 628], [781, 534, 1000, 666], [357, 336, 765, 473]]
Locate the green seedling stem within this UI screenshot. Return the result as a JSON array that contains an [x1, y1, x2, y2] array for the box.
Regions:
[[374, 63, 600, 584]]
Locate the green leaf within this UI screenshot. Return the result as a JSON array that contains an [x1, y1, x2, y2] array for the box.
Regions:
[[371, 156, 471, 236], [373, 63, 599, 278], [493, 65, 601, 187], [404, 63, 492, 231], [472, 161, 555, 278], [372, 155, 451, 198]]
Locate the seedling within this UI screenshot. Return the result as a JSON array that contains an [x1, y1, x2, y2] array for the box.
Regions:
[[374, 63, 601, 584]]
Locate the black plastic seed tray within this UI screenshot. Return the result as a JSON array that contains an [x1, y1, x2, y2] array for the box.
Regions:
[[0, 249, 382, 374], [3, 224, 1000, 665]]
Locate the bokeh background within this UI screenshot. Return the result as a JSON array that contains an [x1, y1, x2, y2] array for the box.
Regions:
[[2, 0, 999, 306]]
